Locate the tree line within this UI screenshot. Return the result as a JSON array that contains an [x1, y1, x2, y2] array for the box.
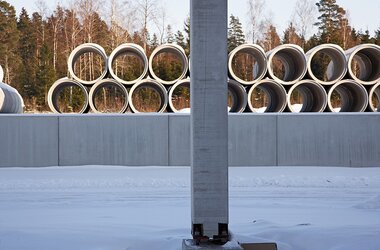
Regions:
[[0, 0, 379, 112]]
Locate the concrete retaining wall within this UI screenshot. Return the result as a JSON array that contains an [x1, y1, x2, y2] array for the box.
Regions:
[[0, 114, 379, 167]]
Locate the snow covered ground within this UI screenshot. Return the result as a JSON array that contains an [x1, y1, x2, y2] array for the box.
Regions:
[[0, 166, 379, 250]]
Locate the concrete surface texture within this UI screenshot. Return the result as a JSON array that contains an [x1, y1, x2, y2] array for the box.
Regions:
[[190, 0, 229, 239], [0, 114, 380, 168]]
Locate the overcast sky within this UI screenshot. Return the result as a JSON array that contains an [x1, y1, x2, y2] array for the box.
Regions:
[[10, 0, 380, 39]]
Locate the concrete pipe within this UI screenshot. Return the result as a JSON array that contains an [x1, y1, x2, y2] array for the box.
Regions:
[[48, 78, 89, 114], [228, 79, 248, 113], [287, 80, 327, 112], [149, 44, 188, 85], [108, 43, 148, 85], [168, 79, 190, 113], [247, 79, 287, 113], [267, 44, 307, 85], [68, 43, 108, 85], [0, 65, 3, 83], [306, 44, 347, 85], [228, 44, 267, 85], [89, 78, 129, 113], [346, 44, 380, 85], [128, 78, 168, 113], [0, 82, 24, 113], [368, 82, 380, 112], [327, 80, 368, 112]]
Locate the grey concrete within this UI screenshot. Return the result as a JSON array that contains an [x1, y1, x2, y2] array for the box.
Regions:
[[59, 114, 168, 166], [190, 0, 229, 239], [182, 239, 243, 250], [228, 114, 277, 166], [169, 114, 190, 166], [0, 115, 58, 167], [278, 113, 380, 167]]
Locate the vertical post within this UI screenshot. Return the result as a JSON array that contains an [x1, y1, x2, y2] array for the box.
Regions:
[[190, 0, 229, 242]]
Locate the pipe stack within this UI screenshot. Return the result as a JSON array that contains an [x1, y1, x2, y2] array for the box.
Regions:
[[0, 65, 25, 114], [48, 43, 380, 113]]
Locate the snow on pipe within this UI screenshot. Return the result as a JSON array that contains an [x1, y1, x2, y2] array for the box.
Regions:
[[346, 44, 380, 85], [88, 78, 129, 113], [247, 79, 287, 113], [0, 82, 24, 113], [128, 78, 168, 113], [228, 44, 267, 85], [266, 44, 307, 85], [48, 78, 89, 114], [67, 43, 108, 85], [108, 43, 148, 85], [168, 79, 190, 113], [287, 80, 327, 112], [368, 82, 380, 112], [306, 44, 347, 85], [327, 79, 368, 112], [228, 79, 248, 113], [148, 44, 189, 85]]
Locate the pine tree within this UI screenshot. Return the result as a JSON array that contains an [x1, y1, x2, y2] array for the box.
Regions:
[[283, 22, 302, 45], [358, 29, 372, 44], [166, 24, 174, 43], [375, 28, 380, 45], [175, 30, 186, 49], [183, 16, 190, 56], [262, 24, 281, 51], [228, 14, 245, 53]]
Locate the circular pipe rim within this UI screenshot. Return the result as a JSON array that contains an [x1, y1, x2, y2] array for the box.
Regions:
[[128, 78, 168, 113], [108, 43, 148, 85], [267, 44, 307, 85], [0, 65, 4, 83], [346, 44, 380, 85], [247, 78, 287, 112], [68, 43, 108, 85], [306, 44, 347, 85], [89, 78, 129, 113], [228, 44, 267, 85], [287, 79, 327, 112], [168, 78, 190, 113], [48, 78, 89, 114], [368, 81, 380, 112], [228, 79, 248, 113], [0, 83, 23, 113], [327, 79, 368, 112], [148, 44, 189, 85]]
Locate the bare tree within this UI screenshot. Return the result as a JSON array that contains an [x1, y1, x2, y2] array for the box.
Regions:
[[155, 3, 167, 45], [292, 0, 316, 48], [246, 0, 266, 43], [134, 0, 158, 51]]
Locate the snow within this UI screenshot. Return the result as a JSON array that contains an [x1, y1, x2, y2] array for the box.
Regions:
[[0, 166, 380, 250], [290, 103, 303, 112]]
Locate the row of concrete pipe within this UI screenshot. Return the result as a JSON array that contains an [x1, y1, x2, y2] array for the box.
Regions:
[[48, 43, 380, 113], [0, 65, 25, 114]]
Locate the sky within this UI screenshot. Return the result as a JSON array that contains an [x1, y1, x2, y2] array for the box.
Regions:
[[9, 0, 380, 39]]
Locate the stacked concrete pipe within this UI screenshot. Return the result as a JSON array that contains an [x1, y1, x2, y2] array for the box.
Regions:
[[0, 82, 24, 113]]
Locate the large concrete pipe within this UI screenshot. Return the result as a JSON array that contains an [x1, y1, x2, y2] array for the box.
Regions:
[[148, 44, 188, 85], [247, 79, 287, 112], [68, 43, 108, 85], [0, 82, 24, 113], [368, 82, 380, 112], [0, 65, 3, 83], [228, 44, 267, 85], [346, 44, 380, 85], [327, 79, 368, 112], [108, 43, 148, 85], [128, 78, 168, 113], [168, 79, 190, 113], [89, 78, 128, 113], [306, 44, 347, 85], [267, 44, 307, 85], [48, 78, 89, 114], [287, 80, 327, 112], [228, 79, 248, 113]]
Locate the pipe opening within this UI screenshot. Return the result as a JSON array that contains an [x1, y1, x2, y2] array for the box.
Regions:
[[48, 79, 89, 114], [168, 79, 190, 113], [228, 44, 267, 85], [129, 79, 167, 113], [248, 79, 287, 112], [149, 44, 188, 85], [328, 80, 368, 112], [267, 45, 306, 84], [347, 44, 380, 85], [228, 80, 247, 113], [108, 44, 148, 85], [68, 44, 108, 85], [369, 83, 380, 112], [307, 45, 346, 84], [288, 81, 327, 112], [89, 79, 128, 113]]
